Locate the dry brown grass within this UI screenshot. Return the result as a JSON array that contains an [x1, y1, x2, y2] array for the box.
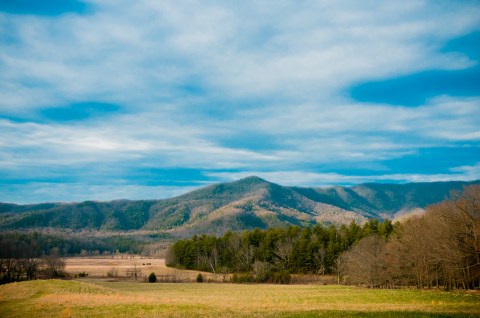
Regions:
[[1, 280, 480, 318], [64, 257, 225, 282]]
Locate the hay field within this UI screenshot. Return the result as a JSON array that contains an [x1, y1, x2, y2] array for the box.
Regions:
[[1, 280, 479, 318], [64, 257, 225, 282]]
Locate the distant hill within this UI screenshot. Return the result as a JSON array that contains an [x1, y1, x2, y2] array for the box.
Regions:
[[1, 177, 478, 236], [292, 180, 478, 219]]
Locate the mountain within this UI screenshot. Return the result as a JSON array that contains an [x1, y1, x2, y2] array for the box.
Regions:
[[1, 177, 478, 236], [292, 180, 478, 219]]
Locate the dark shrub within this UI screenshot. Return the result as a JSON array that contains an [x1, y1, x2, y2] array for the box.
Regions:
[[271, 271, 291, 284], [196, 273, 203, 283], [148, 272, 157, 283], [230, 273, 254, 283]]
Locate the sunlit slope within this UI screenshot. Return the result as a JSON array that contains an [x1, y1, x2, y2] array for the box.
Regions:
[[1, 177, 478, 235]]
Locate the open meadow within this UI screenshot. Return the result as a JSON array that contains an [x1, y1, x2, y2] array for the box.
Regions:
[[63, 257, 335, 284], [64, 257, 226, 282], [1, 279, 479, 318]]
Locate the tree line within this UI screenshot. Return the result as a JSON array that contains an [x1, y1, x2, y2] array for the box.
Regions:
[[0, 244, 65, 284], [340, 185, 480, 289], [166, 218, 394, 282], [167, 185, 479, 289], [0, 231, 141, 284], [0, 231, 144, 257]]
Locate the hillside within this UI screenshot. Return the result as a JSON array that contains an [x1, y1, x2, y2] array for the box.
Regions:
[[0, 177, 478, 236], [292, 180, 478, 219]]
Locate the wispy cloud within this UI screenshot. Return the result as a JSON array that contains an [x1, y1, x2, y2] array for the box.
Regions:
[[207, 162, 480, 187], [0, 183, 199, 204], [0, 1, 479, 202]]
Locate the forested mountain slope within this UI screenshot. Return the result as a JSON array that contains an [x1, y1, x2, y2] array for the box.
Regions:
[[1, 176, 478, 236], [292, 180, 478, 218]]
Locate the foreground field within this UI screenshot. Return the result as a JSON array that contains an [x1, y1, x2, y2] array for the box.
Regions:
[[1, 280, 479, 318]]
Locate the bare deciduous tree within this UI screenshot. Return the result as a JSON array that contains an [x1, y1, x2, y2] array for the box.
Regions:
[[342, 185, 480, 290], [273, 238, 294, 271], [252, 261, 271, 282], [107, 267, 119, 278], [314, 245, 326, 275], [42, 247, 65, 278], [238, 245, 255, 271], [126, 263, 142, 280], [343, 235, 387, 288]]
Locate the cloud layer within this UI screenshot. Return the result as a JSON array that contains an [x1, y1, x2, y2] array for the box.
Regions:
[[1, 1, 479, 203]]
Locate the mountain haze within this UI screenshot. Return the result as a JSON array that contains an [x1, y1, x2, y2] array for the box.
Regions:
[[1, 177, 478, 236]]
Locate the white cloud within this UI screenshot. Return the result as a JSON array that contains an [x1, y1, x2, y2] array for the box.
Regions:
[[206, 163, 480, 187], [3, 162, 479, 204], [0, 1, 479, 202], [0, 183, 199, 204], [236, 96, 480, 137], [1, 1, 479, 114], [0, 94, 478, 178], [450, 163, 480, 180]]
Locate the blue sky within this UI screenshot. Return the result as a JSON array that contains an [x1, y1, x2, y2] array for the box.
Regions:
[[0, 1, 479, 203]]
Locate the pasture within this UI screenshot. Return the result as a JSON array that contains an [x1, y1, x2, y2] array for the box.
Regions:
[[64, 256, 225, 282], [1, 279, 479, 318]]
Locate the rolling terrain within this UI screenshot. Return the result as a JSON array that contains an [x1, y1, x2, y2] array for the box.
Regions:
[[1, 176, 478, 236]]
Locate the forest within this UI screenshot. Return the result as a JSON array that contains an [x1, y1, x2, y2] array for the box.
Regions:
[[168, 185, 480, 289], [167, 219, 394, 283], [341, 185, 480, 289], [0, 231, 146, 257]]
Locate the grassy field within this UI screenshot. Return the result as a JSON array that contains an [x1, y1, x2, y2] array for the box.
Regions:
[[64, 257, 225, 282], [63, 257, 335, 284], [1, 279, 479, 318], [64, 257, 169, 277]]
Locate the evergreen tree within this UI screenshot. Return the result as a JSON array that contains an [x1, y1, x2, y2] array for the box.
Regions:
[[148, 272, 157, 283]]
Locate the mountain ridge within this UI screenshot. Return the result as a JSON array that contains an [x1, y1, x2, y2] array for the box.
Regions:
[[1, 177, 479, 236]]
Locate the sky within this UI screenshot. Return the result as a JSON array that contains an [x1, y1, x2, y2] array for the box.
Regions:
[[0, 0, 479, 203]]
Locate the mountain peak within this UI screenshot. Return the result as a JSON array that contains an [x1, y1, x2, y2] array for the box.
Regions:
[[2, 179, 479, 236], [236, 175, 268, 184]]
